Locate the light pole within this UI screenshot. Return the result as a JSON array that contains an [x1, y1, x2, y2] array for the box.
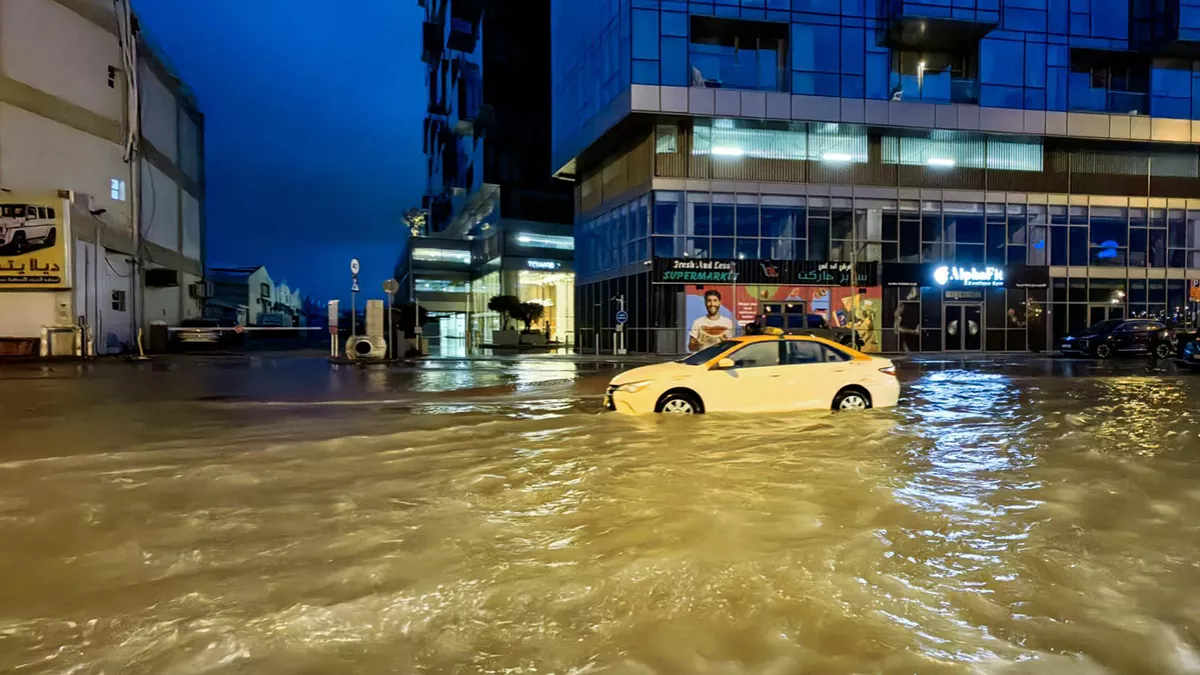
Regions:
[[383, 278, 400, 359]]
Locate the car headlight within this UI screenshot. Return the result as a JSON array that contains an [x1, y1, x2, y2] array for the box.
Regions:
[[615, 380, 652, 394]]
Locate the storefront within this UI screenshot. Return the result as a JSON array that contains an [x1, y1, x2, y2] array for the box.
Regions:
[[652, 258, 882, 353], [881, 263, 1050, 352]]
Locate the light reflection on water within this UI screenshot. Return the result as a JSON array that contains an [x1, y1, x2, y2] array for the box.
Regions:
[[2, 365, 1200, 673]]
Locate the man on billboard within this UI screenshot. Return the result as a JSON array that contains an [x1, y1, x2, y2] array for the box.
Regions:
[[688, 289, 734, 351]]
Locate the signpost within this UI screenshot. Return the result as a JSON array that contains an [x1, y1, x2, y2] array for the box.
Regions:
[[613, 295, 627, 355], [350, 258, 360, 338], [383, 278, 400, 360], [328, 300, 339, 358]]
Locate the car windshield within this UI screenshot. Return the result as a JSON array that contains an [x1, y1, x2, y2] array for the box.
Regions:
[[1086, 320, 1124, 334], [679, 340, 739, 365]]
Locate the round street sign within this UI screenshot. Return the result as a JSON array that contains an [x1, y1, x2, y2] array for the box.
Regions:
[[383, 278, 400, 295], [616, 310, 629, 324], [350, 258, 360, 275]]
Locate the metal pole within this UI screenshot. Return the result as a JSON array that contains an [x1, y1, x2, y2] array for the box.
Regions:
[[351, 290, 357, 338], [386, 293, 393, 360]]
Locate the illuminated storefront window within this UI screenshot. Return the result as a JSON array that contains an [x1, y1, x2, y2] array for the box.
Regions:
[[518, 270, 576, 345]]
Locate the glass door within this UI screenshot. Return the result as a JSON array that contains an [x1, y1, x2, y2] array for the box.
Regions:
[[944, 304, 983, 351]]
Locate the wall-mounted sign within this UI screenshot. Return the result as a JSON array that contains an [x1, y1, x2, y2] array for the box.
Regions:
[[0, 197, 70, 288], [933, 265, 1004, 288], [653, 259, 877, 286], [527, 259, 562, 271], [882, 263, 1048, 290], [653, 258, 738, 283]]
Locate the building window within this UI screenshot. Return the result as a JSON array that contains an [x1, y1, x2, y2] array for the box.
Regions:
[[412, 247, 471, 264], [656, 125, 679, 154], [111, 178, 126, 201], [111, 290, 126, 312], [415, 278, 470, 293], [514, 232, 574, 250], [1068, 49, 1149, 115], [260, 283, 271, 298], [689, 16, 788, 92], [107, 66, 118, 89], [889, 50, 978, 104]]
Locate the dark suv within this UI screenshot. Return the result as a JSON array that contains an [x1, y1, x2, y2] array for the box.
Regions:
[[1059, 319, 1175, 359]]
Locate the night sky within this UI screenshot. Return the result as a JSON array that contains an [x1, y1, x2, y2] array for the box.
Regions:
[[134, 1, 425, 304]]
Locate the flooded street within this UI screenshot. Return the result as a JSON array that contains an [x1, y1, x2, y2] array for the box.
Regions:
[[3, 355, 1200, 674]]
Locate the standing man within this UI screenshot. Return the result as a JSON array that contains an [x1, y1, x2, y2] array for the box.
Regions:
[[689, 289, 734, 351]]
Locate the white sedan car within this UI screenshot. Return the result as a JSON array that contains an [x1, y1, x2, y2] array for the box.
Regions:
[[604, 335, 900, 415]]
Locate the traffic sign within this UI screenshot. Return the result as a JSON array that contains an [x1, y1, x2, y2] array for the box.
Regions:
[[383, 278, 400, 295], [616, 310, 629, 324], [351, 281, 360, 293], [350, 258, 360, 275]]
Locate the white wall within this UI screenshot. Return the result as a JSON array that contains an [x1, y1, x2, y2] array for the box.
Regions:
[[181, 271, 203, 319], [0, 104, 132, 226], [144, 284, 181, 326], [139, 64, 178, 163], [140, 159, 179, 251], [248, 267, 273, 325], [0, 0, 124, 123], [182, 191, 201, 261], [0, 293, 58, 338]]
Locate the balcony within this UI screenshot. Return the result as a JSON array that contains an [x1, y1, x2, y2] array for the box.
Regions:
[[879, 0, 998, 51], [421, 21, 444, 64], [689, 16, 789, 93], [447, 0, 483, 53], [1132, 0, 1200, 56], [1068, 50, 1150, 116]]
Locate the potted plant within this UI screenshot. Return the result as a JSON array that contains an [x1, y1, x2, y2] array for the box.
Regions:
[[518, 301, 547, 345], [488, 295, 522, 346]]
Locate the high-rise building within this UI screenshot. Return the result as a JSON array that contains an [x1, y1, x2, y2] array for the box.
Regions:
[[398, 0, 575, 352], [0, 0, 205, 357], [555, 0, 1200, 354]]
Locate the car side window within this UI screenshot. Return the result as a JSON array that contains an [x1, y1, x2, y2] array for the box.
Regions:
[[729, 341, 781, 369], [786, 341, 823, 364], [1114, 323, 1136, 333], [820, 345, 852, 362]]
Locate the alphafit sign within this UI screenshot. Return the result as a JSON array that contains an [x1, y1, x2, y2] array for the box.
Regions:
[[932, 265, 1004, 288]]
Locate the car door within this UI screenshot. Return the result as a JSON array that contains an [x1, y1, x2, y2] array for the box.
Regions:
[[781, 341, 854, 410], [1110, 322, 1139, 351], [697, 340, 791, 413]]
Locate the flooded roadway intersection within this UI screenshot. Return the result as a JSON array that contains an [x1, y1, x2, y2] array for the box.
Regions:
[[2, 354, 1200, 674]]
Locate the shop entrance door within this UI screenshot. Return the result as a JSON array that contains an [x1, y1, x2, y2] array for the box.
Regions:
[[1088, 304, 1124, 327], [944, 304, 983, 351]]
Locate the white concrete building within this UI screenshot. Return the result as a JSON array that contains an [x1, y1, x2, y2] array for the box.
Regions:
[[0, 0, 204, 356]]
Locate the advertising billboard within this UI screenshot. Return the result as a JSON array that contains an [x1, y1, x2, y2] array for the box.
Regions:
[[0, 197, 69, 289]]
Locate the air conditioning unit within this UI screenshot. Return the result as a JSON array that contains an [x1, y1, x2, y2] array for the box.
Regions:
[[188, 281, 214, 299], [346, 335, 388, 360]]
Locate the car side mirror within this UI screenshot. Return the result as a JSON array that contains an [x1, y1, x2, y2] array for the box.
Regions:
[[715, 358, 735, 370]]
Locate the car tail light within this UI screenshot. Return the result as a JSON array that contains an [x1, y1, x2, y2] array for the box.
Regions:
[[879, 365, 896, 377]]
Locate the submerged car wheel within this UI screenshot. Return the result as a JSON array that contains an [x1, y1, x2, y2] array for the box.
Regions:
[[1093, 343, 1113, 359], [658, 391, 701, 415], [1153, 341, 1174, 360], [833, 388, 872, 411]]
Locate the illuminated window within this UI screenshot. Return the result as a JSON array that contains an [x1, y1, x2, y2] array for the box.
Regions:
[[412, 247, 471, 264], [415, 278, 469, 293], [110, 178, 126, 201], [514, 233, 574, 250]]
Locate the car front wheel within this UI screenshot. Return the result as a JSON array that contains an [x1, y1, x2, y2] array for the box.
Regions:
[[1093, 343, 1114, 359], [658, 391, 701, 414], [833, 388, 872, 411]]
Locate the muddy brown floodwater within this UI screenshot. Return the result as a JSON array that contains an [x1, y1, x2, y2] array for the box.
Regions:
[[2, 355, 1200, 674]]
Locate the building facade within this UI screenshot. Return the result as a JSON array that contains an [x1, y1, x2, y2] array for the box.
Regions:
[[398, 0, 576, 352], [554, 0, 1200, 354], [208, 266, 302, 328], [0, 0, 205, 356]]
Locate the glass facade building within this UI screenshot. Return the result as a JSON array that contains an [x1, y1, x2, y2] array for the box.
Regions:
[[554, 0, 1200, 353]]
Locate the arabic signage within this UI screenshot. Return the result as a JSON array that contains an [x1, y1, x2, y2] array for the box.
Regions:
[[653, 259, 877, 287], [0, 197, 69, 288], [882, 263, 1049, 290]]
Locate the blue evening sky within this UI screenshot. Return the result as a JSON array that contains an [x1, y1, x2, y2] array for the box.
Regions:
[[134, 1, 425, 303]]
